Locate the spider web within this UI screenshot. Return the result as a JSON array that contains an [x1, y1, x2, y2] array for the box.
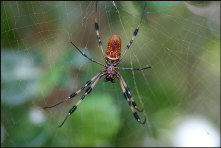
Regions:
[[1, 1, 220, 147]]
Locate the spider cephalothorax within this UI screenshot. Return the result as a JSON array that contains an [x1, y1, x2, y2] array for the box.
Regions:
[[104, 66, 118, 82], [44, 2, 151, 128]]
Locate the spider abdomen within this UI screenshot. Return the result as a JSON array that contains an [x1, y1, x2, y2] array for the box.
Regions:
[[106, 35, 121, 60]]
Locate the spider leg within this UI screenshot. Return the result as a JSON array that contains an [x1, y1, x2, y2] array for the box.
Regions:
[[118, 73, 144, 113], [115, 65, 151, 71], [58, 73, 104, 128], [117, 74, 146, 124], [94, 1, 106, 59], [43, 71, 103, 109], [116, 3, 147, 65], [70, 42, 107, 67]]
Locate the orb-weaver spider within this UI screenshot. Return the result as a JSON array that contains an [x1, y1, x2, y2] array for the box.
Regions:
[[44, 2, 151, 127]]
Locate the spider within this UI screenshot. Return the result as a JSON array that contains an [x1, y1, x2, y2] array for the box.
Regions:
[[44, 2, 151, 128]]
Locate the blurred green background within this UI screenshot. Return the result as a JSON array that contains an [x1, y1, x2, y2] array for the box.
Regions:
[[1, 1, 220, 147]]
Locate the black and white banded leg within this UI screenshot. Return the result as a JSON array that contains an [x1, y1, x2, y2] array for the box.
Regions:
[[58, 73, 104, 128], [118, 73, 144, 113], [118, 74, 146, 124], [44, 71, 103, 109], [117, 3, 147, 65], [94, 1, 105, 59], [70, 42, 107, 67]]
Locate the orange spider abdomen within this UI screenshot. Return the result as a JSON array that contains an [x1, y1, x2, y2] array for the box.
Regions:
[[106, 35, 121, 60]]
